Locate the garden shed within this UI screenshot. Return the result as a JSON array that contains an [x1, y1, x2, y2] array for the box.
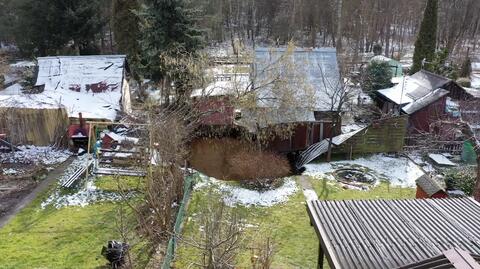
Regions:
[[307, 197, 480, 269]]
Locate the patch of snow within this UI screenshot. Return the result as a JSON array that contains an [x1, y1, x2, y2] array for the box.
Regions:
[[303, 189, 318, 201], [2, 168, 18, 175], [41, 180, 129, 209], [304, 154, 424, 187], [195, 174, 298, 207], [10, 61, 35, 68], [0, 83, 23, 95], [42, 155, 133, 208], [0, 146, 70, 166]]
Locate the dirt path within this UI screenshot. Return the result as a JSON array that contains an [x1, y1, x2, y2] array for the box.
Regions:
[[0, 157, 75, 229]]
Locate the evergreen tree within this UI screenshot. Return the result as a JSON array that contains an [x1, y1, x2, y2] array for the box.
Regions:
[[13, 0, 104, 56], [138, 0, 204, 104], [411, 0, 438, 74], [113, 0, 140, 59], [362, 61, 393, 97]]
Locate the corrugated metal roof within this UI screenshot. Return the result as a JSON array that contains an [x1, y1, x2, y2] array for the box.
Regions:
[[307, 198, 480, 269], [254, 47, 341, 112], [401, 88, 449, 115], [377, 70, 451, 106]]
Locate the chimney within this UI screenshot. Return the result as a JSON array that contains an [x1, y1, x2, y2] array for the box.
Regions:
[[79, 113, 84, 129]]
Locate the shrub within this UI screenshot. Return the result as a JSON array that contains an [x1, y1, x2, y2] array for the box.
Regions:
[[445, 167, 476, 195]]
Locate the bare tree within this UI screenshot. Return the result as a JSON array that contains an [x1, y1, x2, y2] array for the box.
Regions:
[[179, 194, 245, 269]]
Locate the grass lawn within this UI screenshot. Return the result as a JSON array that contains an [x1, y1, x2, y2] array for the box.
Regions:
[[175, 176, 416, 268], [0, 177, 150, 269]]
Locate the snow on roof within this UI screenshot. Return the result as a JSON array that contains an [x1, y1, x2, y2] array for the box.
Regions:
[[471, 72, 480, 89], [377, 70, 451, 106], [10, 61, 36, 68], [401, 88, 449, 115], [0, 55, 127, 121], [465, 88, 480, 98], [428, 153, 456, 166], [254, 47, 341, 112]]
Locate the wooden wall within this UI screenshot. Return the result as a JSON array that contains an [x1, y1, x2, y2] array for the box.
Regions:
[[0, 107, 69, 146], [334, 116, 408, 155]]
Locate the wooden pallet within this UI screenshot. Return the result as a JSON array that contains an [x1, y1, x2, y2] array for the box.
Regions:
[[61, 160, 94, 188]]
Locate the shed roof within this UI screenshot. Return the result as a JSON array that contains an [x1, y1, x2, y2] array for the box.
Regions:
[[254, 47, 341, 112], [307, 197, 480, 269], [401, 88, 449, 115], [0, 55, 128, 121], [415, 175, 445, 197], [377, 70, 451, 106]]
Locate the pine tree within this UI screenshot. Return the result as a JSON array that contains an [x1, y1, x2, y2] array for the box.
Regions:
[[411, 0, 438, 74], [113, 0, 140, 58], [362, 61, 393, 97], [138, 0, 204, 104], [13, 0, 104, 56]]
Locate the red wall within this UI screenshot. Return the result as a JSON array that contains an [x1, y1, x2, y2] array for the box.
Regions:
[[416, 186, 448, 199], [195, 96, 235, 126], [409, 96, 447, 133]]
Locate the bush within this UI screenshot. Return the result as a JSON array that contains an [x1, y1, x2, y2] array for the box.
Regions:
[[445, 168, 476, 195], [456, 77, 471, 88], [362, 61, 393, 97]]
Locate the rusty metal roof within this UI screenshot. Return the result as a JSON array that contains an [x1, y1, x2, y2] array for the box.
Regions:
[[307, 198, 480, 269]]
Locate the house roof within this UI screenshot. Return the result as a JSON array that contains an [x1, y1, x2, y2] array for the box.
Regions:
[[236, 107, 316, 132], [0, 55, 128, 121], [415, 174, 445, 197], [191, 65, 251, 98], [377, 70, 451, 106], [307, 197, 480, 269], [254, 47, 341, 112]]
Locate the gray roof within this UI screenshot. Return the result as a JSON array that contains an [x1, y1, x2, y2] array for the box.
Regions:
[[401, 88, 449, 115], [254, 47, 341, 112], [307, 198, 480, 269], [377, 70, 451, 107], [236, 107, 316, 132], [415, 175, 445, 197]]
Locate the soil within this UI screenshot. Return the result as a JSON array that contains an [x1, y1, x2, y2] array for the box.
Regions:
[[189, 138, 291, 181], [0, 157, 74, 228]]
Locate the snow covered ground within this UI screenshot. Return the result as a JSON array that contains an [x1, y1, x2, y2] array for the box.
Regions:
[[0, 146, 70, 166], [304, 154, 425, 188], [195, 174, 298, 207]]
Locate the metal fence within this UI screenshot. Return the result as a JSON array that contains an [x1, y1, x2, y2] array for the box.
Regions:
[[161, 173, 198, 269]]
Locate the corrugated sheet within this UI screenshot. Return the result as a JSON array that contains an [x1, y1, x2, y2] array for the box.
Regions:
[[254, 47, 340, 112], [377, 70, 451, 106], [402, 88, 449, 115], [307, 198, 480, 269]]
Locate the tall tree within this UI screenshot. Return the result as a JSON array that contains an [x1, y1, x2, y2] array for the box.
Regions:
[[13, 0, 104, 56], [411, 0, 438, 74], [113, 0, 141, 81], [138, 0, 204, 105], [113, 0, 140, 58]]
